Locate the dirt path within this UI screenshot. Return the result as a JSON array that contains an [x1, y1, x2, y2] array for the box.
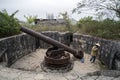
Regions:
[[11, 49, 107, 74]]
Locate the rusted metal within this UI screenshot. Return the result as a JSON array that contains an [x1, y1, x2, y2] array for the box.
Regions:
[[45, 53, 70, 65], [20, 26, 84, 59], [44, 47, 70, 65], [42, 46, 73, 72], [46, 47, 65, 59]]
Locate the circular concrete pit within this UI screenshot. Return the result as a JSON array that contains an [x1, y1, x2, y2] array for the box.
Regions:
[[10, 49, 107, 73], [0, 49, 120, 80]]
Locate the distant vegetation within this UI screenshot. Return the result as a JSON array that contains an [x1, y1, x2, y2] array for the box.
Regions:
[[21, 16, 120, 40], [76, 16, 120, 40], [72, 0, 120, 40], [0, 10, 20, 38], [21, 12, 78, 33], [0, 9, 119, 40], [24, 15, 37, 24]]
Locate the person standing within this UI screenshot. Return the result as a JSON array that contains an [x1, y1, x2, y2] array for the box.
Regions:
[[90, 43, 100, 63]]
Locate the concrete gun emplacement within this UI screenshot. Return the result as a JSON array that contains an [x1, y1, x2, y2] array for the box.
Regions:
[[20, 26, 84, 59]]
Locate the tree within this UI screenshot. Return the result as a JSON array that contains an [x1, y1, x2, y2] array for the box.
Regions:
[[73, 0, 120, 19], [0, 10, 20, 38], [24, 15, 37, 24], [59, 12, 72, 31]]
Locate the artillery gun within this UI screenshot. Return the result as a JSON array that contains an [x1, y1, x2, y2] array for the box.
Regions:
[[20, 26, 84, 72]]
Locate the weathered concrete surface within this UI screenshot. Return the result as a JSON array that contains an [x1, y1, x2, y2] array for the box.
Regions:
[[0, 49, 119, 80], [0, 34, 36, 67], [0, 65, 119, 80], [0, 29, 120, 80], [38, 31, 73, 48], [11, 49, 106, 74], [72, 33, 120, 70], [0, 32, 72, 67]]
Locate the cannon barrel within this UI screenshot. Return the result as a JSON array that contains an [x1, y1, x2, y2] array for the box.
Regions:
[[20, 26, 83, 59]]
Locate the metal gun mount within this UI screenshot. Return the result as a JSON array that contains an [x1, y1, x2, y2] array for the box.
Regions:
[[20, 26, 84, 72]]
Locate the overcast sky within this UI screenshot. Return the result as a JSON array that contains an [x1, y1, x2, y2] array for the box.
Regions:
[[0, 0, 92, 21]]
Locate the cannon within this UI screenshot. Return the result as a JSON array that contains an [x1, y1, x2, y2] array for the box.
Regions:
[[21, 26, 84, 72], [20, 26, 84, 59]]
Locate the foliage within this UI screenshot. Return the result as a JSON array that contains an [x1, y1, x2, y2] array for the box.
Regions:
[[79, 16, 93, 23], [20, 22, 79, 33], [0, 10, 20, 38], [24, 15, 37, 24], [21, 15, 120, 40], [59, 12, 72, 32], [77, 16, 120, 40], [73, 0, 120, 19]]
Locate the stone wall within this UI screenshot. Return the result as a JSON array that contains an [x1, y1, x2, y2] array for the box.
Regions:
[[72, 33, 120, 70], [0, 32, 72, 67], [0, 34, 36, 66], [0, 31, 120, 70], [35, 31, 73, 48]]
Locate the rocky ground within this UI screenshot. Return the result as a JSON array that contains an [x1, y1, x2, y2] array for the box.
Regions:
[[0, 49, 119, 80]]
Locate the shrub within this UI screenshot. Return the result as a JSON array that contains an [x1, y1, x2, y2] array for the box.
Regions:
[[0, 10, 20, 38], [24, 15, 37, 24], [77, 16, 120, 40]]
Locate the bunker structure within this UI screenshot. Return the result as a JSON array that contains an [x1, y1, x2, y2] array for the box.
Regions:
[[20, 26, 84, 71]]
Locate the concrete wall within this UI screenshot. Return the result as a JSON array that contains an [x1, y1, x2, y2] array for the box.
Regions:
[[0, 32, 120, 70], [0, 32, 72, 67], [0, 34, 37, 66], [72, 33, 120, 70], [38, 31, 73, 48]]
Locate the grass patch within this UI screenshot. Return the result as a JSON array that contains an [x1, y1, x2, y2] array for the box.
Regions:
[[20, 22, 79, 33]]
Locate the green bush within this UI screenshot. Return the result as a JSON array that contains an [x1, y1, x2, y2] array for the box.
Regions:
[[24, 15, 37, 24], [0, 10, 20, 38], [77, 17, 120, 40]]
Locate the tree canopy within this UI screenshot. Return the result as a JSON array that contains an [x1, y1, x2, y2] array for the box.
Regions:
[[0, 10, 20, 38], [73, 0, 120, 19]]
